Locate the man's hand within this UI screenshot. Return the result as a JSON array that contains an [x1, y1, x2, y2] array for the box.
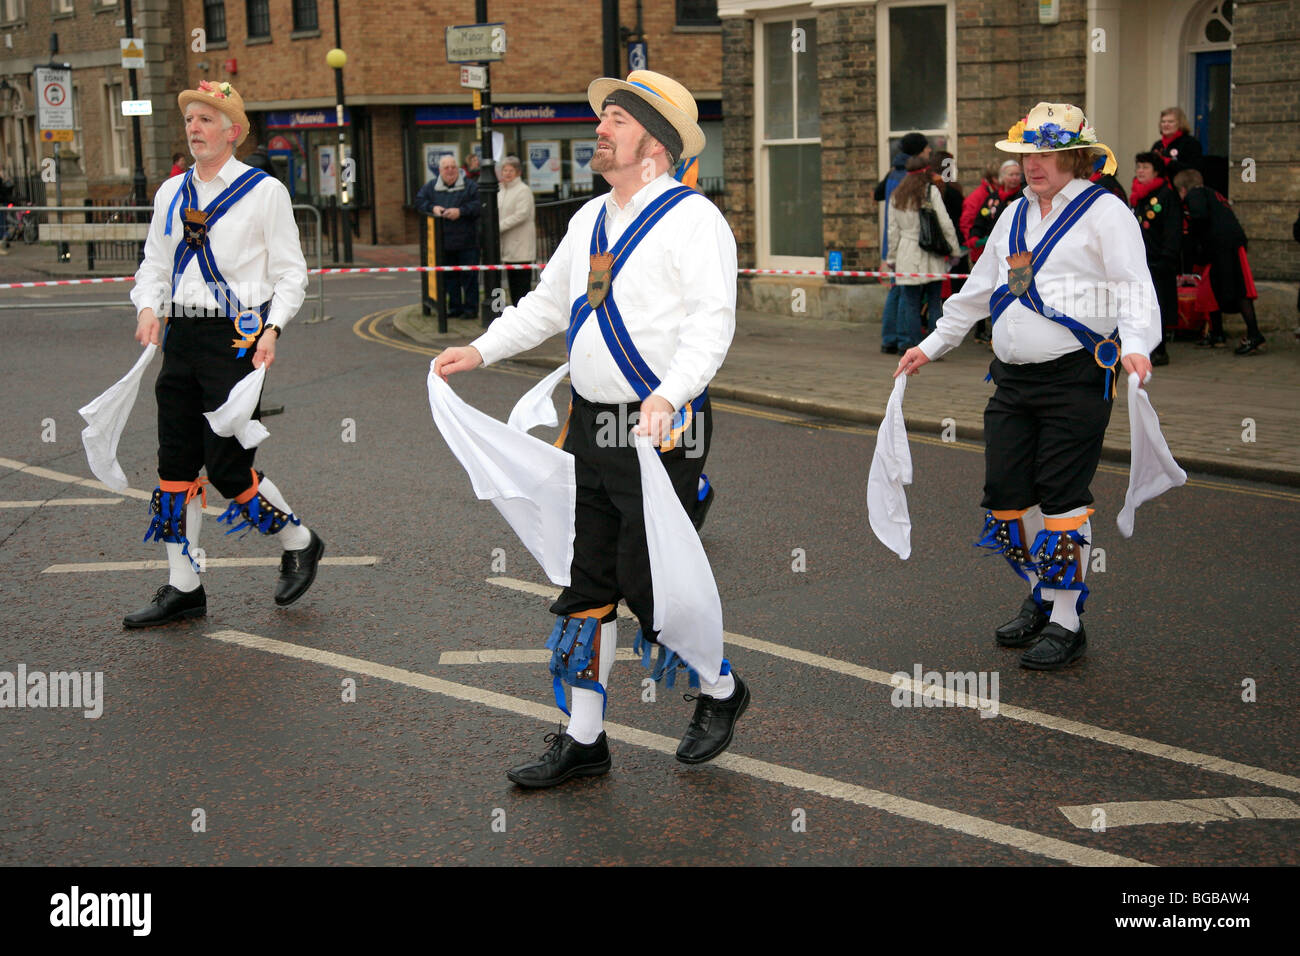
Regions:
[[253, 327, 278, 370], [635, 394, 675, 443], [434, 345, 483, 380], [894, 346, 931, 378], [879, 261, 892, 285], [1121, 352, 1152, 388], [432, 205, 446, 217], [443, 207, 461, 221], [135, 308, 160, 346]]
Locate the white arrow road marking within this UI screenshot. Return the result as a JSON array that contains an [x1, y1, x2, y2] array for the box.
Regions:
[[486, 576, 1300, 796], [205, 627, 1149, 867], [1060, 797, 1300, 829], [0, 498, 122, 508], [43, 556, 379, 573]]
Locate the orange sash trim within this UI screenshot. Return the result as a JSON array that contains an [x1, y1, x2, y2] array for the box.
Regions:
[[1043, 508, 1095, 531], [233, 468, 260, 505], [553, 402, 572, 449], [569, 604, 615, 621], [990, 508, 1028, 520], [160, 477, 208, 508]]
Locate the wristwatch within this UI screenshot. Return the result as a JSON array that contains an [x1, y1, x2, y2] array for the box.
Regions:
[[264, 323, 282, 338]]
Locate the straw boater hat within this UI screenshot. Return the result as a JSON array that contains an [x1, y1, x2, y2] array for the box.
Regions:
[[177, 80, 250, 147], [587, 70, 705, 161], [997, 102, 1117, 176]]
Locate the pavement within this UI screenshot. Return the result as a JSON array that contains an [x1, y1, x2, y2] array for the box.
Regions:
[[6, 238, 1298, 485]]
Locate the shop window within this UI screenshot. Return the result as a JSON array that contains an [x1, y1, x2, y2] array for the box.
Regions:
[[246, 0, 270, 39], [104, 82, 129, 175], [293, 0, 317, 31], [757, 16, 821, 264], [204, 0, 227, 44], [1, 0, 27, 22]]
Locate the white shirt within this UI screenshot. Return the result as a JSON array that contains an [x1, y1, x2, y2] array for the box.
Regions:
[[471, 173, 737, 412], [920, 177, 1161, 364], [132, 154, 308, 330]]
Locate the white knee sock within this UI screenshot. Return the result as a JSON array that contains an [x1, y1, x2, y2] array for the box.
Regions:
[[256, 476, 311, 550], [1043, 508, 1091, 633], [700, 667, 735, 701], [1020, 504, 1044, 599], [566, 620, 617, 744], [166, 497, 203, 593]]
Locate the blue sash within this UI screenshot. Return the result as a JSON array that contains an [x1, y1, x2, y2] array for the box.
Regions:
[[988, 184, 1122, 398], [567, 185, 708, 441], [167, 167, 271, 357]]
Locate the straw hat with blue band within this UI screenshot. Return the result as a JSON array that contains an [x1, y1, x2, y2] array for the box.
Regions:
[[996, 102, 1117, 177], [177, 80, 250, 147], [587, 70, 707, 163]]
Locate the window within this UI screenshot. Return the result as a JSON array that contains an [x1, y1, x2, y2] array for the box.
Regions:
[[292, 0, 317, 32], [246, 0, 270, 38], [70, 83, 84, 172], [1, 0, 27, 23], [204, 0, 226, 43], [757, 17, 821, 263], [105, 82, 129, 175], [677, 0, 718, 28], [53, 0, 74, 14]]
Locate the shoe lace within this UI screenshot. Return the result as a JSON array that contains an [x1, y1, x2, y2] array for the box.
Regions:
[[539, 729, 565, 763], [151, 585, 174, 604]]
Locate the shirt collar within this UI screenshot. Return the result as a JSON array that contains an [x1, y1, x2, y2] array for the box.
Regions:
[[195, 154, 250, 189], [1022, 175, 1090, 212], [605, 172, 673, 219]]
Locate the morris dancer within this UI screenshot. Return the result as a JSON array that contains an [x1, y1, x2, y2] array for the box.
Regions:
[[895, 103, 1160, 670], [435, 70, 748, 786], [124, 81, 320, 628]]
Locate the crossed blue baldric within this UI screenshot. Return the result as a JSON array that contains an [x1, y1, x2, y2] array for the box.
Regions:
[[165, 167, 272, 357], [987, 183, 1122, 400]]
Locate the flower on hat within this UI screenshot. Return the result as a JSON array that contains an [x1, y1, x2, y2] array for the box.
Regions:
[[1007, 119, 1027, 143], [198, 80, 233, 99], [1078, 125, 1097, 144]]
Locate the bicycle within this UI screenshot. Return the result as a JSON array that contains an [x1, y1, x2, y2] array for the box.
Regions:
[[3, 203, 37, 245]]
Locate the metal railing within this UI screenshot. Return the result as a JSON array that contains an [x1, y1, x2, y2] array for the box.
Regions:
[[0, 204, 324, 320]]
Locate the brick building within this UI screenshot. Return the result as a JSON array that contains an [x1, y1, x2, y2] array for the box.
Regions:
[[719, 0, 1298, 297], [1, 0, 189, 205], [2, 1, 725, 244]]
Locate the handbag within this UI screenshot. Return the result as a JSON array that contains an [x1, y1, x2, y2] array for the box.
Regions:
[[917, 189, 952, 257]]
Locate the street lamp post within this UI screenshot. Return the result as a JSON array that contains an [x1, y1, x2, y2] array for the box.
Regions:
[[475, 0, 499, 327], [327, 0, 352, 264]]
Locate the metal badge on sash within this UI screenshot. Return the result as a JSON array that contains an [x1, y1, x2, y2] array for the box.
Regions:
[[231, 309, 263, 352], [587, 253, 615, 308], [1006, 251, 1033, 297], [182, 208, 208, 251]]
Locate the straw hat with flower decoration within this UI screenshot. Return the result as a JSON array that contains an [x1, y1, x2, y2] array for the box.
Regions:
[[587, 70, 706, 162], [177, 80, 250, 147], [997, 102, 1117, 176]]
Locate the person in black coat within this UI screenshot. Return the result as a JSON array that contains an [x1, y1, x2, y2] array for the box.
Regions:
[[415, 153, 482, 317], [1131, 151, 1181, 364], [1174, 168, 1265, 354], [1151, 107, 1202, 179]]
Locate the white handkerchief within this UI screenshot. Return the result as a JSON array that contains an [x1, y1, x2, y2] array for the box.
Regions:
[[78, 344, 157, 491], [867, 374, 913, 559], [204, 365, 270, 449], [636, 435, 724, 684], [508, 362, 570, 433], [1118, 372, 1186, 538], [427, 365, 576, 586]]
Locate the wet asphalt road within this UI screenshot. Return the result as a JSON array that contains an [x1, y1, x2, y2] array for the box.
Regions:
[[0, 273, 1297, 867]]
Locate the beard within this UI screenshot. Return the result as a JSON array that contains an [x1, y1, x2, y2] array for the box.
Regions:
[[589, 132, 654, 175]]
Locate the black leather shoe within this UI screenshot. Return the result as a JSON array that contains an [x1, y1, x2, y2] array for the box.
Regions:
[[123, 584, 206, 629], [275, 530, 324, 607], [1019, 623, 1086, 670], [880, 344, 899, 355], [506, 731, 611, 788], [995, 596, 1053, 647], [1234, 335, 1266, 356], [676, 674, 750, 764], [1150, 347, 1170, 366]]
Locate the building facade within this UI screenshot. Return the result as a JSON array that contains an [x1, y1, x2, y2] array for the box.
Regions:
[[720, 0, 1297, 285]]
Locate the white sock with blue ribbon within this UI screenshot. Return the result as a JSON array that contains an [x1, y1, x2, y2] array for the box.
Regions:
[[166, 497, 203, 593], [566, 621, 617, 744], [700, 667, 735, 701], [257, 476, 311, 551]]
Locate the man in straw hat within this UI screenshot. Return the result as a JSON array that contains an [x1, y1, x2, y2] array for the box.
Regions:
[[124, 80, 319, 628], [435, 70, 746, 787], [894, 102, 1161, 670]]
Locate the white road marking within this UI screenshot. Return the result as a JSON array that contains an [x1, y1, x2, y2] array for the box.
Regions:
[[439, 648, 639, 665], [0, 498, 122, 508], [42, 556, 379, 573], [0, 457, 224, 515], [486, 576, 1300, 796], [206, 627, 1148, 867], [1059, 796, 1300, 829]]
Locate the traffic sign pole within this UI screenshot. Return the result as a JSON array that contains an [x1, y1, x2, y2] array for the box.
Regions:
[[472, 2, 500, 328]]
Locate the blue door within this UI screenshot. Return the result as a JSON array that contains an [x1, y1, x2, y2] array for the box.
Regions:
[[1194, 50, 1231, 155]]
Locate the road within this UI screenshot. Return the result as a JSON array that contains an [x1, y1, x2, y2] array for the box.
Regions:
[[0, 273, 1296, 867]]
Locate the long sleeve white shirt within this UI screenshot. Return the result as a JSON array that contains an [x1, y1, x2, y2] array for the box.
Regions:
[[131, 155, 308, 330], [471, 172, 737, 412], [919, 177, 1161, 364]]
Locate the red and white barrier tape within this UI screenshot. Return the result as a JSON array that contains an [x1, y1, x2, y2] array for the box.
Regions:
[[0, 264, 1205, 291]]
